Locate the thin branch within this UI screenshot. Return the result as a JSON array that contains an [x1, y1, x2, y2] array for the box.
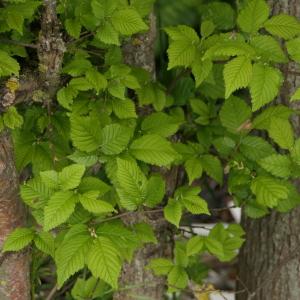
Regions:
[[0, 39, 38, 49], [45, 284, 57, 300]]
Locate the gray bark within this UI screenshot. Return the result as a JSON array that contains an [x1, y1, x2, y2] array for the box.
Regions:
[[237, 1, 300, 299]]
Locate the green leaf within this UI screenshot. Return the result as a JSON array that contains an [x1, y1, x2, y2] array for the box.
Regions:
[[148, 258, 173, 275], [68, 151, 98, 167], [145, 175, 165, 208], [240, 136, 275, 161], [130, 134, 179, 166], [250, 63, 283, 111], [40, 170, 59, 190], [186, 236, 205, 256], [44, 191, 77, 231], [116, 158, 147, 210], [268, 118, 294, 150], [259, 154, 291, 179], [70, 116, 102, 152], [7, 12, 24, 34], [65, 18, 81, 38], [191, 59, 213, 87], [286, 38, 300, 63], [101, 124, 131, 155], [111, 98, 137, 119], [291, 87, 300, 101], [69, 77, 93, 91], [201, 20, 215, 37], [57, 86, 78, 110], [56, 225, 92, 287], [3, 107, 23, 129], [220, 96, 251, 133], [134, 223, 157, 244], [95, 22, 120, 45], [245, 201, 268, 218], [167, 266, 188, 291], [79, 177, 111, 196], [87, 237, 121, 289], [112, 8, 148, 35], [80, 191, 115, 214], [164, 198, 182, 227], [0, 50, 20, 76], [264, 14, 300, 39], [251, 176, 289, 207], [237, 0, 269, 33], [3, 228, 34, 252], [141, 112, 180, 137], [184, 158, 203, 185], [34, 231, 55, 256], [224, 56, 252, 99], [250, 35, 287, 63], [200, 155, 223, 184], [165, 25, 199, 70], [59, 164, 85, 190], [85, 69, 107, 94]]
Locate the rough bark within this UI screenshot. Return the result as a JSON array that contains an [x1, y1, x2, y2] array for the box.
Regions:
[[0, 131, 30, 300], [237, 1, 300, 299], [0, 1, 64, 299], [113, 12, 175, 300]]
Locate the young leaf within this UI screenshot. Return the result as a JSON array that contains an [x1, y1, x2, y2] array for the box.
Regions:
[[223, 56, 252, 99], [3, 228, 34, 252], [147, 258, 174, 275], [187, 236, 205, 256], [250, 63, 283, 111], [167, 266, 188, 291], [65, 18, 81, 38], [59, 164, 85, 190], [0, 50, 20, 76], [184, 158, 203, 185], [200, 155, 223, 184], [112, 8, 147, 35], [34, 231, 55, 256], [286, 38, 300, 63], [145, 175, 165, 208], [291, 88, 300, 101], [237, 0, 269, 33], [259, 154, 291, 178], [3, 107, 23, 129], [264, 14, 300, 39], [251, 176, 289, 207], [56, 225, 92, 287], [164, 198, 182, 227], [130, 134, 179, 166], [101, 124, 132, 155], [80, 191, 115, 214], [87, 237, 121, 289], [85, 69, 108, 94], [44, 191, 77, 231]]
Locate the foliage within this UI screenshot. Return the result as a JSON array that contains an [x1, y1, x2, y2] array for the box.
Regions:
[[1, 0, 300, 298]]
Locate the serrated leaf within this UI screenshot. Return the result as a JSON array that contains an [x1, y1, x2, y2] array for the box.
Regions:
[[65, 18, 81, 38], [87, 237, 121, 289], [240, 136, 275, 160], [251, 176, 289, 207], [0, 50, 20, 76], [200, 155, 223, 184], [57, 86, 78, 110], [69, 77, 93, 91], [34, 231, 55, 256], [130, 134, 179, 166], [96, 22, 120, 45], [181, 194, 209, 215], [3, 228, 34, 252], [286, 38, 300, 63], [224, 56, 252, 99], [192, 58, 212, 87], [85, 69, 107, 94], [250, 35, 287, 63], [264, 14, 300, 39], [80, 191, 115, 214], [268, 118, 294, 150], [259, 154, 291, 178], [56, 225, 92, 287], [187, 236, 205, 256], [3, 106, 23, 129], [116, 158, 147, 210], [147, 258, 173, 275], [68, 151, 98, 167], [58, 164, 85, 190], [291, 87, 300, 101], [70, 116, 102, 152], [134, 223, 157, 244], [201, 20, 215, 37], [79, 177, 111, 196], [112, 8, 147, 35], [237, 0, 269, 33], [7, 12, 24, 34], [101, 124, 131, 155], [164, 198, 182, 227], [184, 158, 203, 185], [111, 98, 137, 119], [44, 191, 77, 231], [220, 96, 251, 133], [145, 175, 165, 208], [40, 170, 59, 189], [250, 63, 283, 111], [167, 266, 188, 291]]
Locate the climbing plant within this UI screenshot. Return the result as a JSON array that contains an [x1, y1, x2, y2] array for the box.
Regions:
[[1, 0, 300, 298]]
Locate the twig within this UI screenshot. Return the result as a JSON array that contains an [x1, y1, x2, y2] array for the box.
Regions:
[[0, 39, 38, 49], [45, 284, 57, 300]]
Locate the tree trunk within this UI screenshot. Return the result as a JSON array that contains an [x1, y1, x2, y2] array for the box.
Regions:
[[237, 2, 300, 299], [113, 12, 176, 300], [0, 131, 30, 300]]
